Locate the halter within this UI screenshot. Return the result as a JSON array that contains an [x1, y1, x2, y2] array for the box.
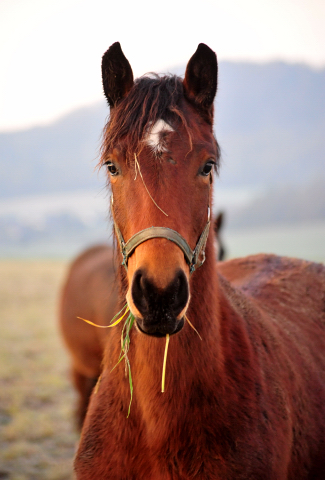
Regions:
[[112, 198, 211, 275]]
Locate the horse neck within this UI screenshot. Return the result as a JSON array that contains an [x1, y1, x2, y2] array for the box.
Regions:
[[187, 232, 222, 336], [126, 232, 224, 412]]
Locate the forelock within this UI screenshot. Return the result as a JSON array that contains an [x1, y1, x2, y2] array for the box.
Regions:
[[100, 75, 189, 163]]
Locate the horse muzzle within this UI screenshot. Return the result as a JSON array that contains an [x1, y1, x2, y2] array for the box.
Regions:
[[130, 268, 189, 337]]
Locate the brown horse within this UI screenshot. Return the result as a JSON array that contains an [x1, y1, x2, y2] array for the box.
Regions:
[[59, 244, 118, 427], [63, 43, 325, 479], [59, 215, 225, 428]]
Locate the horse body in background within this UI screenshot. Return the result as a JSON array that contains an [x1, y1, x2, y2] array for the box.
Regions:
[[59, 244, 117, 426], [60, 42, 325, 479]]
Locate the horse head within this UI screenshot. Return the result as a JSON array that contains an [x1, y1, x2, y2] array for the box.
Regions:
[[100, 42, 219, 337]]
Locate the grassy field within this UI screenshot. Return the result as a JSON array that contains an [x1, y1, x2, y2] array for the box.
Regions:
[[0, 260, 78, 480]]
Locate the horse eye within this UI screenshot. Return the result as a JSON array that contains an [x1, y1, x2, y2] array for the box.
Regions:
[[105, 162, 119, 176], [201, 161, 214, 176]]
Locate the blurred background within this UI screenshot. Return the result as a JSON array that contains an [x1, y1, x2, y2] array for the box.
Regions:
[[0, 0, 324, 261], [0, 0, 324, 478]]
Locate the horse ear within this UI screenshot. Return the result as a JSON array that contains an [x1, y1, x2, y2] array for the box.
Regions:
[[214, 212, 224, 234], [101, 42, 134, 107], [183, 43, 218, 113]]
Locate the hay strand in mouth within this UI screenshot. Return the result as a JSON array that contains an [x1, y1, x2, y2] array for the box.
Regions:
[[78, 304, 134, 416], [161, 334, 170, 393], [125, 356, 133, 417], [77, 304, 129, 329], [94, 373, 102, 394], [114, 310, 135, 417], [78, 305, 172, 414], [185, 315, 202, 341]]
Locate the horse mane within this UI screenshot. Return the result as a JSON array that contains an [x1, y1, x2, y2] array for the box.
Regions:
[[100, 73, 220, 169]]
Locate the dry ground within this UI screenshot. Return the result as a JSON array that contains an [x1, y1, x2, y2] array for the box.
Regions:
[[0, 260, 78, 480]]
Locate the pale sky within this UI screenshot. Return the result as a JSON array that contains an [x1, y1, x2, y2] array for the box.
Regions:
[[0, 0, 324, 132]]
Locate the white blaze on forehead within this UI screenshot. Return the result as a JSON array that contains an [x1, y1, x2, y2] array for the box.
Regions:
[[146, 119, 174, 153]]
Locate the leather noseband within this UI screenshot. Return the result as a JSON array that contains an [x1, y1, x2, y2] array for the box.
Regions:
[[112, 201, 211, 275]]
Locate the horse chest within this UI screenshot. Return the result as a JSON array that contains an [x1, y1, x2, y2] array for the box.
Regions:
[[76, 399, 283, 480]]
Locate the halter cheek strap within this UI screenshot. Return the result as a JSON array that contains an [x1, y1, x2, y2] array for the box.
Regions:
[[112, 196, 211, 275]]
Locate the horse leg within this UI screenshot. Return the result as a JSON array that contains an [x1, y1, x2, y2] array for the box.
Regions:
[[72, 367, 98, 430]]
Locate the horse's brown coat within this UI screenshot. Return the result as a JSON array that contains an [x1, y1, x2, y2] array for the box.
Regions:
[[60, 43, 325, 479], [59, 245, 118, 426], [74, 253, 325, 479]]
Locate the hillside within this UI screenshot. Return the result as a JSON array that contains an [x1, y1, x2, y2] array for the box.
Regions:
[[0, 103, 108, 197], [227, 176, 325, 229], [216, 62, 325, 188], [0, 61, 324, 198]]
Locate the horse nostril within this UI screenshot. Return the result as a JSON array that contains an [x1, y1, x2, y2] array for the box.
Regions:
[[170, 270, 189, 317], [132, 269, 149, 315]]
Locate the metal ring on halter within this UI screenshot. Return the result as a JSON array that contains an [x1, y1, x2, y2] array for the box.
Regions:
[[111, 196, 211, 275]]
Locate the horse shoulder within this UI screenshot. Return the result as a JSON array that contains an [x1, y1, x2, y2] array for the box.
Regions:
[[217, 253, 325, 304], [217, 253, 325, 351]]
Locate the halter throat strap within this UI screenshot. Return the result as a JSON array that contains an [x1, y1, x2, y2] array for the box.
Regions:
[[113, 205, 211, 275]]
